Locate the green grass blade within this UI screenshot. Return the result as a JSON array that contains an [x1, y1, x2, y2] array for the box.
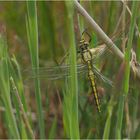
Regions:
[[115, 95, 125, 139], [48, 116, 57, 139], [10, 77, 34, 139], [123, 2, 138, 94], [132, 18, 140, 138], [11, 56, 28, 112], [0, 34, 20, 138], [9, 56, 31, 138], [103, 103, 113, 139], [26, 1, 45, 138], [115, 2, 138, 139], [65, 1, 80, 139], [63, 89, 71, 138]]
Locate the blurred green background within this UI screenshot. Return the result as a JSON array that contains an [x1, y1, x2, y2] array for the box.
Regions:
[[0, 1, 140, 139]]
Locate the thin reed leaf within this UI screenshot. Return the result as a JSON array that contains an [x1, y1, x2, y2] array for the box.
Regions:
[[10, 77, 34, 139], [63, 88, 71, 138], [115, 1, 138, 139], [65, 1, 80, 139], [26, 1, 45, 138], [9, 56, 30, 138], [102, 104, 113, 139], [48, 116, 57, 139], [0, 34, 20, 138], [9, 66, 27, 139], [132, 18, 140, 138], [11, 56, 28, 110], [137, 20, 140, 61]]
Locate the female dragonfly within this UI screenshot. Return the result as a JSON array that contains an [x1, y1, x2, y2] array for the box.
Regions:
[[24, 30, 113, 113]]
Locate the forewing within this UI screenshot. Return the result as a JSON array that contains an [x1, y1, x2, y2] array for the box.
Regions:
[[23, 64, 87, 81]]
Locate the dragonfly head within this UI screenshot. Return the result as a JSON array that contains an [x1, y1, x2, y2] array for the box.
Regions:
[[81, 29, 92, 44], [79, 29, 92, 50]]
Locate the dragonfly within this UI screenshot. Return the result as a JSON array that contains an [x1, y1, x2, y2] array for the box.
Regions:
[[23, 30, 113, 113], [79, 30, 102, 113]]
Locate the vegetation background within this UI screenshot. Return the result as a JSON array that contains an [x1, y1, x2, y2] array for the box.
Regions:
[[0, 1, 140, 139]]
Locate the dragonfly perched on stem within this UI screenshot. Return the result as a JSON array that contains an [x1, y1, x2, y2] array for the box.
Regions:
[[23, 31, 113, 113], [78, 30, 102, 112]]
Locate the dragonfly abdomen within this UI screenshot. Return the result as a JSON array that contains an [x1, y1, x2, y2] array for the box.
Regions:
[[87, 61, 101, 113]]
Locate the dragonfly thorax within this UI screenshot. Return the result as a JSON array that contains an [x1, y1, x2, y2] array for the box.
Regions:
[[79, 39, 89, 47], [80, 45, 92, 63]]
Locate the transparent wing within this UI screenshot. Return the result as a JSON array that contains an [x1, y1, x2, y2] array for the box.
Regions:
[[23, 63, 87, 81], [23, 46, 111, 82], [23, 64, 113, 87], [90, 44, 112, 64], [92, 65, 113, 87]]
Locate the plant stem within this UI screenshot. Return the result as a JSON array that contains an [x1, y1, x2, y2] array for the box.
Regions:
[[10, 77, 34, 139], [74, 0, 140, 80]]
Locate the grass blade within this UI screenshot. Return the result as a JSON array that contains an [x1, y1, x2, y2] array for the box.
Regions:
[[0, 33, 20, 138], [132, 18, 140, 138], [10, 77, 34, 139], [26, 1, 45, 138], [9, 56, 28, 138], [102, 102, 113, 139], [64, 1, 80, 139], [115, 1, 138, 139], [48, 116, 57, 139]]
